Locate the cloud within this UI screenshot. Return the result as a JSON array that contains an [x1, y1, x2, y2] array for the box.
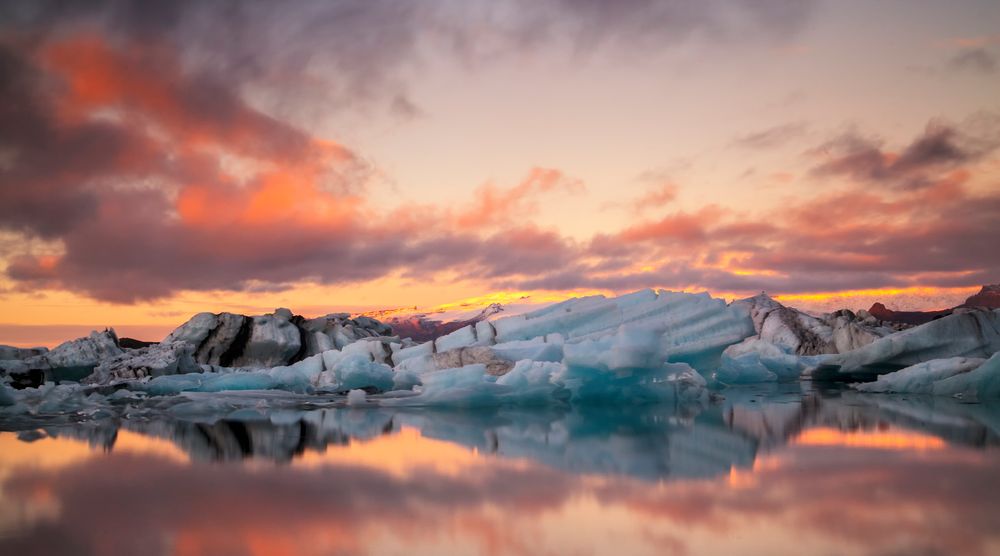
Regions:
[[630, 182, 679, 214], [0, 0, 818, 120], [733, 122, 808, 149], [810, 115, 1000, 189], [948, 47, 998, 73], [452, 168, 584, 230], [0, 4, 996, 303]]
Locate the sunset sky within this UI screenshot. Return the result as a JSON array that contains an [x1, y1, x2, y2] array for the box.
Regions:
[[1, 0, 999, 346]]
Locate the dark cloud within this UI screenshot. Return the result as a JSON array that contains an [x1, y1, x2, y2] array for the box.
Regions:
[[948, 47, 998, 73], [0, 0, 818, 119], [811, 115, 1000, 189]]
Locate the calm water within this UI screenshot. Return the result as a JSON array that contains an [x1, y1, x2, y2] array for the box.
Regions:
[[2, 385, 999, 555]]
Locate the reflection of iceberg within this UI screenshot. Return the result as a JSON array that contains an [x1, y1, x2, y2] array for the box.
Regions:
[[722, 387, 1000, 450], [395, 405, 758, 481], [122, 409, 397, 463]]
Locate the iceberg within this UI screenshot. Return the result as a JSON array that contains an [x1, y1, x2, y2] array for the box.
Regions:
[[812, 309, 1000, 382], [0, 329, 123, 384], [384, 361, 566, 407], [854, 357, 986, 394], [164, 308, 396, 368], [429, 289, 753, 376], [0, 345, 48, 360], [732, 293, 896, 356], [715, 338, 829, 384], [84, 341, 202, 384], [931, 352, 1000, 401]]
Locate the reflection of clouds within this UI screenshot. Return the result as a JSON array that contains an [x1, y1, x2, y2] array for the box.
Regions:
[[600, 446, 1000, 555], [3, 394, 1000, 554], [2, 435, 999, 556], [0, 448, 577, 556]]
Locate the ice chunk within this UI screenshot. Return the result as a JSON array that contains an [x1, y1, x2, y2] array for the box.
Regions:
[[233, 314, 301, 367], [434, 325, 478, 351], [812, 309, 1000, 382], [391, 341, 434, 366], [495, 361, 566, 403], [491, 338, 563, 364], [488, 289, 753, 375], [854, 357, 986, 394], [385, 362, 565, 407], [266, 353, 326, 385], [0, 383, 17, 406], [0, 329, 122, 383], [317, 353, 394, 393], [717, 338, 829, 384], [196, 372, 279, 392], [475, 321, 496, 345], [559, 327, 708, 403], [0, 345, 48, 360], [733, 293, 895, 356], [931, 352, 1000, 400], [391, 369, 422, 391], [165, 309, 393, 367], [85, 341, 201, 385], [143, 373, 207, 396], [395, 346, 515, 376], [346, 389, 367, 406]]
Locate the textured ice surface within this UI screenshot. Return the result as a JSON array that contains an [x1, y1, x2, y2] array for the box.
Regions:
[[854, 357, 986, 394], [165, 308, 395, 368], [419, 289, 753, 377], [384, 361, 567, 407], [812, 309, 1000, 382], [929, 352, 1000, 401], [86, 341, 201, 384], [717, 338, 830, 383], [560, 327, 708, 403], [0, 330, 122, 382], [0, 345, 48, 360]]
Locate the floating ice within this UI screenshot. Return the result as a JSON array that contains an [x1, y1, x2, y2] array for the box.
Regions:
[[717, 338, 830, 384], [384, 361, 566, 407], [854, 357, 986, 394], [0, 330, 122, 383], [0, 345, 48, 360], [346, 389, 368, 406], [409, 289, 753, 377], [928, 352, 1000, 401], [812, 309, 1000, 382], [86, 341, 201, 384], [165, 308, 396, 368]]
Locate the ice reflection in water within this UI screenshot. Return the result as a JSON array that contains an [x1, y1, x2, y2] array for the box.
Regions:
[[2, 386, 1000, 555]]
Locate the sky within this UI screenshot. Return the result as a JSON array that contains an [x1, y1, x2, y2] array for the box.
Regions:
[[1, 0, 999, 346]]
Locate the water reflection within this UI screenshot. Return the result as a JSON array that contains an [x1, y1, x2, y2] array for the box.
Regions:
[[2, 388, 1000, 555]]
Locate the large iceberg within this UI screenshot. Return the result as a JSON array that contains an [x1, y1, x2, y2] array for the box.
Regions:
[[812, 309, 1000, 382], [164, 308, 397, 368], [429, 289, 754, 375], [715, 293, 899, 383]]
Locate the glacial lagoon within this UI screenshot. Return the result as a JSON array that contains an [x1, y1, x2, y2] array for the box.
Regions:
[[2, 384, 999, 556]]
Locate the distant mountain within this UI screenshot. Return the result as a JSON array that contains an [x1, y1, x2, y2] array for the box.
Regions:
[[367, 303, 505, 342], [963, 284, 1000, 309], [361, 296, 551, 342], [867, 284, 1000, 326]]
